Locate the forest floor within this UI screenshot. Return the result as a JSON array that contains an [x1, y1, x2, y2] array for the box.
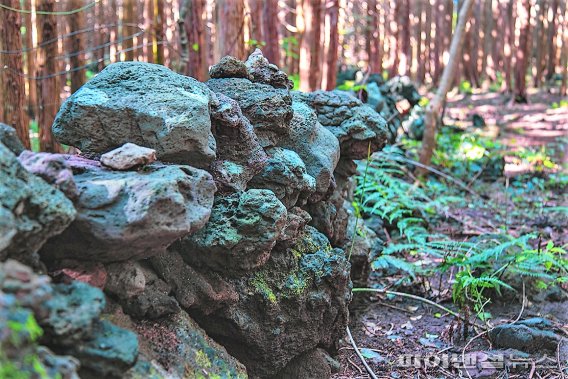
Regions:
[[333, 90, 568, 379]]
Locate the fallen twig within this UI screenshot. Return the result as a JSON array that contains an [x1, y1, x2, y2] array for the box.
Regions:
[[346, 326, 379, 379]]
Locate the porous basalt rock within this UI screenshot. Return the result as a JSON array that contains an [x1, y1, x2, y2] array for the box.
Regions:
[[177, 189, 288, 274], [185, 226, 351, 378], [209, 93, 267, 192], [0, 143, 76, 268], [279, 100, 340, 202], [245, 48, 293, 89], [0, 123, 25, 155], [52, 62, 216, 168], [248, 147, 316, 208], [206, 77, 293, 147], [40, 156, 216, 263], [209, 55, 251, 79], [18, 151, 79, 199], [295, 90, 389, 159]]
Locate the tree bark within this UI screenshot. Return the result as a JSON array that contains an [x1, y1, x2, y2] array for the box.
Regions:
[[67, 0, 87, 93], [418, 0, 475, 175], [323, 0, 339, 90], [514, 0, 531, 103], [1, 0, 30, 149], [299, 0, 323, 91], [545, 0, 558, 80], [123, 0, 137, 61], [214, 0, 245, 61], [23, 0, 38, 120], [262, 0, 280, 65], [144, 0, 155, 63], [36, 0, 61, 152], [182, 0, 207, 80], [560, 0, 568, 95], [155, 0, 165, 64]]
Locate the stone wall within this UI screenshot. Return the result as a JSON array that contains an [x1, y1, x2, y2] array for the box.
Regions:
[[0, 51, 396, 378]]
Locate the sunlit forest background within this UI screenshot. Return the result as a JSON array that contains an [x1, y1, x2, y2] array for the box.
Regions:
[[0, 0, 567, 153]]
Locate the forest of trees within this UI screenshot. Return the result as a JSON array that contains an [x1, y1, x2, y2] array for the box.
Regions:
[[1, 0, 567, 153]]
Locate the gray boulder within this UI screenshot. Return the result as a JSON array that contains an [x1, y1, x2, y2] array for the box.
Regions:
[[248, 147, 315, 208], [177, 189, 287, 274], [278, 100, 340, 203], [186, 226, 351, 378], [207, 77, 293, 147], [41, 281, 106, 346], [209, 55, 251, 79], [245, 49, 293, 89], [18, 151, 79, 199], [40, 156, 216, 263], [0, 123, 25, 155], [209, 93, 267, 192], [0, 143, 76, 268], [296, 90, 389, 159], [61, 320, 139, 378], [52, 62, 216, 168]]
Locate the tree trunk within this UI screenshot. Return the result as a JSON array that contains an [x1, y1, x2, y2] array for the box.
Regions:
[[560, 0, 568, 95], [389, 0, 400, 77], [23, 0, 38, 120], [123, 0, 137, 61], [503, 0, 514, 93], [262, 0, 280, 65], [155, 0, 165, 64], [418, 0, 474, 174], [299, 0, 323, 91], [481, 0, 494, 82], [144, 0, 155, 63], [67, 0, 87, 93], [182, 0, 207, 80], [214, 0, 245, 61], [1, 0, 30, 149], [323, 0, 339, 90], [545, 0, 558, 80], [533, 0, 545, 87], [36, 0, 61, 152], [514, 0, 531, 103]]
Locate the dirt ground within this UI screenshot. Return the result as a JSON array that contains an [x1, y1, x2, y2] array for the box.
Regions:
[[333, 90, 568, 379]]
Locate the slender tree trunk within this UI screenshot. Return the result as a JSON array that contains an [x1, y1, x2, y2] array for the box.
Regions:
[[1, 0, 30, 149], [215, 0, 245, 61], [299, 0, 322, 91], [123, 0, 136, 61], [95, 0, 108, 69], [23, 0, 38, 120], [144, 0, 155, 63], [533, 0, 545, 87], [432, 0, 442, 84], [263, 0, 280, 65], [389, 0, 400, 77], [418, 0, 474, 174], [545, 0, 558, 80], [481, 0, 494, 82], [514, 0, 531, 103], [181, 0, 207, 80], [503, 0, 514, 92], [560, 0, 568, 95], [67, 0, 87, 93], [36, 0, 61, 152], [155, 0, 165, 64], [323, 0, 338, 90], [412, 0, 422, 80]]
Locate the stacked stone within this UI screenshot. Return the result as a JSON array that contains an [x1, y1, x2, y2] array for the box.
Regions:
[[0, 50, 390, 378]]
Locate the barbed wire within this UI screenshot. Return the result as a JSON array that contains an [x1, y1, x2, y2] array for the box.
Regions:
[[0, 0, 100, 15], [0, 23, 143, 55]]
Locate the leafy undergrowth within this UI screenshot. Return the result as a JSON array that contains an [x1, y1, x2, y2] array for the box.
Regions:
[[337, 96, 568, 378]]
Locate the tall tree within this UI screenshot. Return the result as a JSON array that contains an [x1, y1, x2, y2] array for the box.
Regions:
[[560, 0, 568, 95], [299, 0, 323, 91], [262, 0, 280, 65], [545, 0, 558, 80], [181, 0, 207, 80], [67, 0, 87, 93], [418, 0, 475, 174], [323, 0, 339, 90], [367, 0, 382, 73], [1, 0, 30, 148], [36, 0, 61, 152], [155, 0, 165, 64], [144, 0, 155, 63], [123, 0, 137, 61], [214, 0, 245, 61], [24, 0, 38, 120], [514, 0, 531, 103]]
